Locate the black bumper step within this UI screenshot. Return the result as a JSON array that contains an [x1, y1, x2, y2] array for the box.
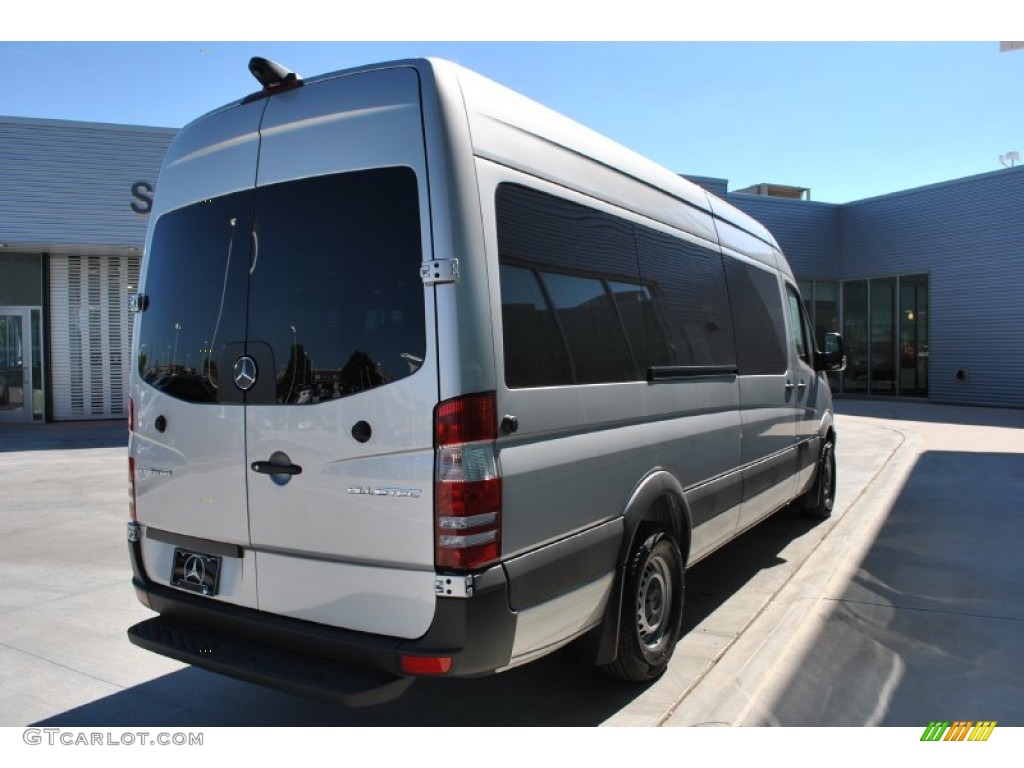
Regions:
[[128, 615, 414, 708]]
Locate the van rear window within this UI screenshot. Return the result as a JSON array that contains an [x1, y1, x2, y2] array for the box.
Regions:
[[248, 167, 425, 404], [138, 167, 425, 404], [137, 191, 252, 402]]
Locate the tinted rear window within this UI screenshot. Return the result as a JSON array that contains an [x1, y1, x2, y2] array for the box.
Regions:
[[138, 167, 425, 404], [248, 167, 424, 404], [137, 190, 253, 402]]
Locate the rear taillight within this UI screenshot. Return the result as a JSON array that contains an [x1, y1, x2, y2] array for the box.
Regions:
[[128, 396, 137, 522], [434, 392, 501, 571]]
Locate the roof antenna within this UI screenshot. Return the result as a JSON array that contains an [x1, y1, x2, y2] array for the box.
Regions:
[[248, 57, 302, 89]]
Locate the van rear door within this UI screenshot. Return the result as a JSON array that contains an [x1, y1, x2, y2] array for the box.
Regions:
[[133, 101, 263, 608], [242, 68, 440, 639]]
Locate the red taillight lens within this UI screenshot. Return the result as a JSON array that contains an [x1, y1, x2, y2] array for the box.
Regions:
[[434, 393, 501, 571], [435, 392, 497, 446]]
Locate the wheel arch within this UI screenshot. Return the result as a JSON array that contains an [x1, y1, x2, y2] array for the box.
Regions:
[[587, 469, 691, 667], [820, 408, 837, 444]]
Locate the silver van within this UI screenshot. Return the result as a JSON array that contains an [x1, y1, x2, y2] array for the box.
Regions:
[[126, 57, 845, 705]]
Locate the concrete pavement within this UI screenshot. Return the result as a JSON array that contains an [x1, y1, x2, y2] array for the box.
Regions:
[[660, 400, 1024, 726]]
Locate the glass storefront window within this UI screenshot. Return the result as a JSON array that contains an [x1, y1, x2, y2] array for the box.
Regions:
[[829, 275, 927, 398], [31, 308, 43, 420], [900, 274, 929, 396], [870, 278, 895, 393], [842, 281, 868, 394], [812, 282, 840, 351]]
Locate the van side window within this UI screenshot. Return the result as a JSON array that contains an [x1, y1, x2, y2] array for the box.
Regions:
[[496, 183, 743, 386], [540, 271, 637, 383], [633, 227, 736, 368], [723, 260, 788, 375], [496, 183, 638, 276], [607, 281, 674, 372], [498, 264, 574, 387], [786, 285, 811, 364], [496, 184, 642, 387]]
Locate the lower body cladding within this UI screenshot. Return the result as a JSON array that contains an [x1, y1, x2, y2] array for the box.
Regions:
[[125, 519, 622, 707]]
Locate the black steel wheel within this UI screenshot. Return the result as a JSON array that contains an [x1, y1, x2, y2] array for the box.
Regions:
[[603, 529, 684, 682]]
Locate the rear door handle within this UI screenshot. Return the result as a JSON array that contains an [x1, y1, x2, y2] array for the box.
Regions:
[[251, 460, 302, 476], [785, 380, 795, 390], [797, 380, 808, 389]]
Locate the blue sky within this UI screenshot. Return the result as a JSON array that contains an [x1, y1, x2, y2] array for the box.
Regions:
[[4, 13, 1022, 203]]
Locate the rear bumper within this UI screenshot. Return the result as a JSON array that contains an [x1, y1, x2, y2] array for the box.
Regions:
[[126, 527, 517, 706], [127, 614, 415, 707]]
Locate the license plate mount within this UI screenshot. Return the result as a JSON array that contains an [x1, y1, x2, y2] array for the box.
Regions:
[[170, 548, 222, 596]]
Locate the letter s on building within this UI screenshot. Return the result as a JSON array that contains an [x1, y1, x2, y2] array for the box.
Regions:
[[131, 182, 154, 214]]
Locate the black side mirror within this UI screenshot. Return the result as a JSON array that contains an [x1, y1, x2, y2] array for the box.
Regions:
[[815, 332, 847, 372]]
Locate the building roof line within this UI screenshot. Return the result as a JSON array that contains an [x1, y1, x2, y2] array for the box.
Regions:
[[0, 114, 178, 134]]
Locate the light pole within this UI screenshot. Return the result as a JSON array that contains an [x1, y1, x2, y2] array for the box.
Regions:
[[173, 322, 182, 367]]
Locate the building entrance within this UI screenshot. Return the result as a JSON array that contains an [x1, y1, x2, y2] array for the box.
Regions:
[[0, 307, 42, 422]]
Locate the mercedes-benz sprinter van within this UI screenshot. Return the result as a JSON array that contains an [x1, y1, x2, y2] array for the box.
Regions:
[[126, 57, 846, 706]]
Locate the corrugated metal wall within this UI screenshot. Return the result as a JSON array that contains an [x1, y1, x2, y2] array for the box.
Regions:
[[728, 194, 842, 280], [0, 117, 174, 247], [681, 174, 729, 198], [841, 167, 1024, 407]]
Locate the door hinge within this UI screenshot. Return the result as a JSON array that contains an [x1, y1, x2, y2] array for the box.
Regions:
[[434, 573, 474, 598], [420, 259, 459, 286]]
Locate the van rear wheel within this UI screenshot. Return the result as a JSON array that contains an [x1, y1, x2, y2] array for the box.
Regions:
[[603, 529, 684, 683]]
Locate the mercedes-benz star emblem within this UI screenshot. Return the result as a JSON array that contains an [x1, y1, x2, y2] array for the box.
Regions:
[[183, 554, 205, 586], [233, 355, 257, 391]]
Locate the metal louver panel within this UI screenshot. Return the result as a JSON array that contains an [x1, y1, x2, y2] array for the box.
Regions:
[[49, 253, 139, 420]]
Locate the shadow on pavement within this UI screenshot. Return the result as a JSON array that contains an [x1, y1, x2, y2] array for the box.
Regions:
[[747, 450, 1024, 726], [0, 420, 126, 452], [31, 649, 640, 727], [683, 505, 821, 631]]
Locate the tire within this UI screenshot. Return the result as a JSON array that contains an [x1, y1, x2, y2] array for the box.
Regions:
[[603, 529, 684, 683], [802, 437, 836, 519]]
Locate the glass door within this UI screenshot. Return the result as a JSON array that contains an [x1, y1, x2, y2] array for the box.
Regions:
[[0, 308, 32, 422]]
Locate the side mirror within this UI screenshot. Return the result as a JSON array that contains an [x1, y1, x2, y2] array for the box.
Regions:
[[815, 332, 847, 372]]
